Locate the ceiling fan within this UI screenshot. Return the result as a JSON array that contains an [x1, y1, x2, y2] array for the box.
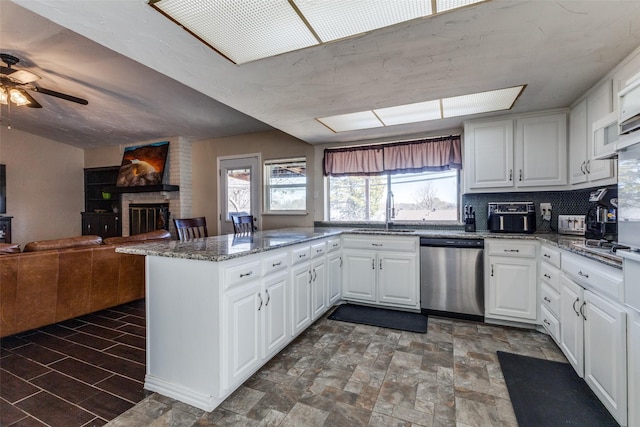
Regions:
[[0, 53, 88, 108]]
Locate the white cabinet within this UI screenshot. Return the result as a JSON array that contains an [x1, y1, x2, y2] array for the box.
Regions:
[[540, 245, 562, 343], [485, 239, 538, 323], [342, 235, 419, 310], [262, 271, 288, 358], [628, 310, 640, 427], [515, 113, 568, 187], [327, 238, 342, 306], [464, 112, 567, 192], [311, 256, 327, 320], [559, 252, 627, 426], [569, 81, 615, 186]]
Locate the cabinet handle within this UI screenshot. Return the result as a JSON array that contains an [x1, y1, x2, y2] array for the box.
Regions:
[[371, 243, 383, 247], [316, 249, 323, 253], [580, 161, 586, 174], [265, 289, 270, 306], [544, 274, 551, 279], [580, 301, 587, 320], [379, 259, 382, 270], [504, 249, 520, 253], [240, 271, 253, 278], [340, 256, 343, 267], [578, 270, 589, 279], [372, 259, 375, 269], [543, 253, 551, 259], [313, 269, 317, 281], [272, 261, 282, 267], [104, 224, 108, 232], [299, 253, 306, 259], [308, 270, 312, 284], [509, 169, 513, 181], [543, 318, 551, 326], [88, 224, 91, 232], [491, 264, 494, 277], [573, 297, 580, 316], [543, 296, 551, 303], [332, 243, 339, 248], [585, 160, 591, 174], [519, 169, 523, 181], [258, 293, 263, 311]]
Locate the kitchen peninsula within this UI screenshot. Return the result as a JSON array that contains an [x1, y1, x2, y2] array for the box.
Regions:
[[117, 226, 626, 417]]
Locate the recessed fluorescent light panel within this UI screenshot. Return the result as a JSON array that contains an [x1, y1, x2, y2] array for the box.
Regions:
[[150, 0, 488, 64], [317, 85, 525, 133]]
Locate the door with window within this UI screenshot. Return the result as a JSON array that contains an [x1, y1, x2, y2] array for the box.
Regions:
[[219, 155, 260, 235]]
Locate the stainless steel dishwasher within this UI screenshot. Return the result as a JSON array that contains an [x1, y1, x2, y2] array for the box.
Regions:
[[420, 237, 484, 320]]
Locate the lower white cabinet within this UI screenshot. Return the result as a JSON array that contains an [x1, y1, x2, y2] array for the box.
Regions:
[[559, 252, 627, 426], [311, 256, 327, 320], [485, 239, 538, 323], [327, 239, 342, 306], [628, 309, 640, 427], [342, 235, 419, 310]]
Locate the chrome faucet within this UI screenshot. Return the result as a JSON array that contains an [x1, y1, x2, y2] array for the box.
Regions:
[[386, 191, 395, 230]]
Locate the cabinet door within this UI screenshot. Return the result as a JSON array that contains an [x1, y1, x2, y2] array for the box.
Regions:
[[569, 99, 588, 184], [464, 120, 514, 189], [560, 275, 584, 377], [342, 249, 377, 302], [515, 113, 567, 187], [327, 252, 342, 306], [583, 290, 627, 425], [311, 257, 327, 320], [291, 263, 312, 336], [263, 271, 288, 359], [586, 80, 615, 183], [628, 310, 640, 427], [487, 257, 537, 321], [377, 252, 418, 308], [223, 281, 261, 389]]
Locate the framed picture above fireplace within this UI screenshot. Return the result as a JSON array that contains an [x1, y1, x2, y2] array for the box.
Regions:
[[116, 141, 169, 187]]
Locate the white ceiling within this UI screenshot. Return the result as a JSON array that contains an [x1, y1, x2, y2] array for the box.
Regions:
[[2, 0, 640, 150]]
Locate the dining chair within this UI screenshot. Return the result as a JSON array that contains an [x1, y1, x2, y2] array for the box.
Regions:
[[173, 217, 208, 240], [231, 215, 254, 234]]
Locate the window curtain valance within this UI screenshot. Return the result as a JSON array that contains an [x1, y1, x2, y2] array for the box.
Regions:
[[323, 135, 461, 177]]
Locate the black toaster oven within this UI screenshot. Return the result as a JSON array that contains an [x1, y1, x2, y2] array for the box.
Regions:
[[487, 202, 536, 234]]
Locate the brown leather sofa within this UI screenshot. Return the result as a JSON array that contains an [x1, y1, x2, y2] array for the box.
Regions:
[[0, 230, 170, 338]]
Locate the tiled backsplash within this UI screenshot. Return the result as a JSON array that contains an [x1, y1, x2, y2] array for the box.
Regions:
[[463, 185, 615, 232]]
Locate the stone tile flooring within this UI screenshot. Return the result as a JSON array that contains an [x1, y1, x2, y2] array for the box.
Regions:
[[107, 308, 567, 427], [0, 300, 150, 427]]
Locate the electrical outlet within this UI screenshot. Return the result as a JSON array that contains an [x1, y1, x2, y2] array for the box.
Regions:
[[540, 203, 552, 221]]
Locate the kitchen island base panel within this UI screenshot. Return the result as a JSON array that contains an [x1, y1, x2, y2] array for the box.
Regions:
[[145, 256, 223, 411]]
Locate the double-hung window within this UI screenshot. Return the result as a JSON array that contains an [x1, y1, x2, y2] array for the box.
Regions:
[[264, 158, 307, 213]]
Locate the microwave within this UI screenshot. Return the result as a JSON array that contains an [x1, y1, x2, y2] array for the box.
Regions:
[[593, 111, 619, 159]]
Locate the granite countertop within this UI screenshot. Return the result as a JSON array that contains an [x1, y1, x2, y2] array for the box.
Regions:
[[117, 226, 623, 268]]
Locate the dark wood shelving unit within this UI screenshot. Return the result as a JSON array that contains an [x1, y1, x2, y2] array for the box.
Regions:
[[83, 166, 122, 238]]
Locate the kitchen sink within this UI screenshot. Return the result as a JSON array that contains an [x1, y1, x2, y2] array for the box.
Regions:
[[350, 228, 416, 233]]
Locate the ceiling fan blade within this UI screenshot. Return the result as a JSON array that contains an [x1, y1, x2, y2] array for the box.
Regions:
[[9, 69, 41, 84], [17, 88, 42, 108], [32, 86, 88, 105]]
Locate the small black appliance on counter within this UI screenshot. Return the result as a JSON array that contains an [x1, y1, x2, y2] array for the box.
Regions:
[[488, 202, 536, 234], [585, 187, 617, 241]]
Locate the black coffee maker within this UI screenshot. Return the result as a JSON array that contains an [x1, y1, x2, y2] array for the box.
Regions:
[[585, 187, 618, 241]]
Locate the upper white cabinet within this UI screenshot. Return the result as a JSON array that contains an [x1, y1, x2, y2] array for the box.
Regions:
[[569, 80, 615, 185], [464, 112, 567, 192]]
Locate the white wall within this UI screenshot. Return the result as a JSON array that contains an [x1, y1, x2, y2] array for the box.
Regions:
[[0, 127, 84, 247]]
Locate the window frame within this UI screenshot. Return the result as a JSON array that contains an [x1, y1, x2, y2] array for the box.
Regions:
[[263, 157, 308, 215]]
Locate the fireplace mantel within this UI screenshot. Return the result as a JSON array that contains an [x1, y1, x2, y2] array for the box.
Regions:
[[103, 184, 179, 194]]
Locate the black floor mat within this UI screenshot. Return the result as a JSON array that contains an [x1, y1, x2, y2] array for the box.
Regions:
[[328, 304, 428, 333], [497, 351, 620, 427]]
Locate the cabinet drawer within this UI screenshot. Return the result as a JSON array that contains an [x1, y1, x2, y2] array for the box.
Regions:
[[342, 236, 417, 252], [562, 253, 623, 302], [262, 251, 288, 276], [487, 239, 537, 258], [291, 245, 311, 265], [540, 304, 560, 343], [327, 238, 341, 252], [310, 241, 326, 259], [541, 283, 560, 317], [224, 260, 261, 288], [540, 262, 561, 292], [541, 245, 561, 268]]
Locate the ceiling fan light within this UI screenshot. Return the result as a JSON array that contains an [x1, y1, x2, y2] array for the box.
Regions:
[[0, 86, 8, 105], [9, 88, 30, 106]]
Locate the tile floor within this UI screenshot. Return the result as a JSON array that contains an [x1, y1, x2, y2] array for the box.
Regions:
[[2, 301, 568, 427], [0, 300, 150, 427]]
